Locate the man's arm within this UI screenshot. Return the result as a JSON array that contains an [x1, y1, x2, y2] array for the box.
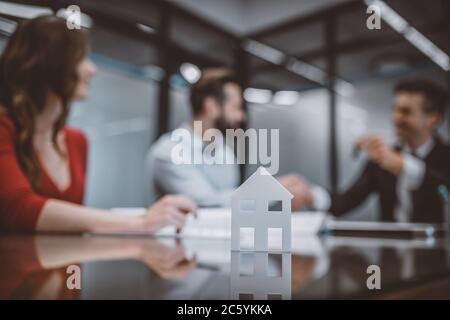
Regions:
[[311, 162, 377, 216], [152, 156, 234, 207], [362, 136, 450, 193]]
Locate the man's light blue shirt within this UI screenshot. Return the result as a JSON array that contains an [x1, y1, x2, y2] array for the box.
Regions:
[[147, 123, 240, 207]]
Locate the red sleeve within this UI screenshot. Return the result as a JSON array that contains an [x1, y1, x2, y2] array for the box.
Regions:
[[0, 117, 48, 232]]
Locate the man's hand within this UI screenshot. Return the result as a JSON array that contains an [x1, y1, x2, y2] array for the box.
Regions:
[[356, 135, 404, 175], [278, 174, 314, 211]]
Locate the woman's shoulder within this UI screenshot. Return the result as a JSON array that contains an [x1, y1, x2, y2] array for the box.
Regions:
[[65, 126, 88, 153], [65, 126, 86, 138], [65, 126, 87, 144]]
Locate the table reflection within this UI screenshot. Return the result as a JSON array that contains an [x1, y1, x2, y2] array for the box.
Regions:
[[230, 251, 291, 300], [0, 234, 449, 299], [292, 236, 450, 299], [0, 235, 197, 299]]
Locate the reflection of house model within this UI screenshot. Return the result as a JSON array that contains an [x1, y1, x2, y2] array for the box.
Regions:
[[231, 166, 293, 252], [230, 252, 292, 300]]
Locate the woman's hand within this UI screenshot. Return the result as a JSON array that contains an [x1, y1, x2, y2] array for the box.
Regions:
[[139, 195, 197, 233]]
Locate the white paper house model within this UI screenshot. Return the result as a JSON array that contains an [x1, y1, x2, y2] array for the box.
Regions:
[[231, 166, 293, 252]]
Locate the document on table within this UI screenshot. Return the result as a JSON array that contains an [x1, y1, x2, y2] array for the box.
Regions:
[[324, 219, 439, 236], [102, 208, 328, 238]]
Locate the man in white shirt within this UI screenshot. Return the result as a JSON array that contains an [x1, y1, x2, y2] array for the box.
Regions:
[[147, 69, 308, 208], [294, 79, 450, 223]]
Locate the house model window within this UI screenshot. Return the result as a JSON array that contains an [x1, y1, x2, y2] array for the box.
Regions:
[[231, 167, 293, 252], [268, 200, 283, 212]]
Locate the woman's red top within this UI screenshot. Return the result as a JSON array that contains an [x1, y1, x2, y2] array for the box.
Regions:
[[0, 115, 87, 231]]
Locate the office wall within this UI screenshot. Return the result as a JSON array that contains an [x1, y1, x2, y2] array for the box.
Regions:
[[169, 87, 192, 130], [69, 66, 159, 209], [247, 91, 329, 188]]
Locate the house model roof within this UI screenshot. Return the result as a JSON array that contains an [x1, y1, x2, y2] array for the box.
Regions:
[[232, 166, 294, 199]]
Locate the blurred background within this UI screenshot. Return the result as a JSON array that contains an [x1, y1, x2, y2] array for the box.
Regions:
[[0, 0, 449, 220]]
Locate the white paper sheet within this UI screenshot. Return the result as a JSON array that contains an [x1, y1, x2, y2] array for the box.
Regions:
[[107, 208, 327, 239]]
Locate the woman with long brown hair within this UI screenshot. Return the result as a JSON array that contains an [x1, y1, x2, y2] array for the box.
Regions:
[[0, 16, 196, 233]]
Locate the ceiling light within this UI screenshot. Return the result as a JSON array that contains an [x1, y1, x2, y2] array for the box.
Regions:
[[0, 1, 52, 19], [137, 23, 155, 34], [286, 58, 327, 84], [403, 27, 450, 71], [243, 39, 286, 65], [180, 63, 201, 84], [142, 65, 165, 81], [273, 91, 300, 105], [244, 88, 272, 104], [335, 80, 355, 97], [56, 7, 93, 29], [0, 17, 17, 35], [365, 0, 450, 71]]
